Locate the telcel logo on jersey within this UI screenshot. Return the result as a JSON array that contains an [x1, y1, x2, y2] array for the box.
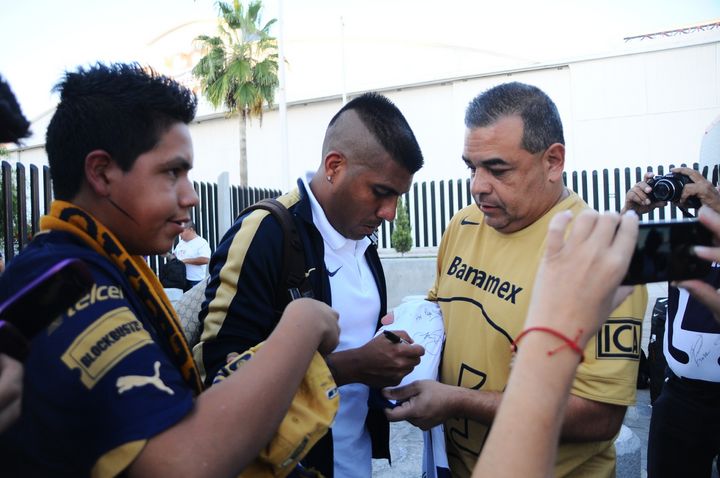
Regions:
[[595, 318, 642, 359], [66, 283, 125, 317], [446, 256, 523, 304]]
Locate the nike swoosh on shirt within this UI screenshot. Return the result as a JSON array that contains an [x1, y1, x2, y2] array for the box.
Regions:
[[460, 217, 480, 226], [327, 266, 343, 277]]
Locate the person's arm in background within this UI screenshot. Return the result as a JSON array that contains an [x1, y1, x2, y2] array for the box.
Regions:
[[675, 205, 720, 323], [182, 257, 209, 266], [0, 353, 22, 433], [128, 298, 339, 477], [472, 209, 638, 478]]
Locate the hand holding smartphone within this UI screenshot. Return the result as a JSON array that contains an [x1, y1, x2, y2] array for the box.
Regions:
[[0, 259, 93, 361], [622, 219, 714, 285]]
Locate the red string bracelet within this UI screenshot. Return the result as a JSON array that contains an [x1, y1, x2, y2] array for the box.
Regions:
[[511, 326, 585, 363]]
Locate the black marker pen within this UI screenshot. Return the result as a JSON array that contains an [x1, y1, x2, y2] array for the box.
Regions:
[[383, 330, 409, 344]]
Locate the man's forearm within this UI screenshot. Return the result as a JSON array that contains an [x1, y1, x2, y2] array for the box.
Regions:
[[325, 349, 362, 386], [449, 387, 503, 425], [437, 383, 624, 441], [560, 395, 626, 442], [182, 257, 209, 265]]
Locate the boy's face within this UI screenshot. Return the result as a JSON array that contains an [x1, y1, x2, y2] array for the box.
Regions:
[[107, 123, 198, 255]]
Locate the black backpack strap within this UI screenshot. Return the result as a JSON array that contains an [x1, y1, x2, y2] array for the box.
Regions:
[[238, 198, 314, 315]]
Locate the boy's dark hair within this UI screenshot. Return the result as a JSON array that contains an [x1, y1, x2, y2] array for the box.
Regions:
[[0, 75, 31, 144], [465, 82, 564, 154], [46, 63, 197, 200], [328, 92, 424, 173]]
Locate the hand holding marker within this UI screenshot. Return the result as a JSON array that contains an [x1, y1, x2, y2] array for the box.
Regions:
[[383, 330, 410, 344]]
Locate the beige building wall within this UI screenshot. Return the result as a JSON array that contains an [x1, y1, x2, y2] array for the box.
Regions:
[[6, 38, 720, 194]]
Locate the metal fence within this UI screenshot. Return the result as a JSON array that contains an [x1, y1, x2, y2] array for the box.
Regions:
[[0, 161, 280, 274], [376, 162, 718, 251], [1, 160, 716, 270]]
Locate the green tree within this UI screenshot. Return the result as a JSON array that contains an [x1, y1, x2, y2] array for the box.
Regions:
[[391, 196, 413, 255], [192, 0, 278, 186]]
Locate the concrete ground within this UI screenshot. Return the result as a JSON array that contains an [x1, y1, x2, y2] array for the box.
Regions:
[[371, 282, 690, 477]]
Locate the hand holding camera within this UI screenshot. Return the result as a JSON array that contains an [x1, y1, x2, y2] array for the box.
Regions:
[[624, 167, 720, 215], [622, 167, 720, 284], [663, 167, 720, 213], [646, 172, 701, 209]]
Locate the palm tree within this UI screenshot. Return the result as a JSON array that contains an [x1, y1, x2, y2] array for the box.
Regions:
[[192, 0, 278, 186]]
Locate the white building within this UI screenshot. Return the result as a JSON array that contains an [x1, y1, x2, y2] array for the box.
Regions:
[[7, 31, 720, 193]]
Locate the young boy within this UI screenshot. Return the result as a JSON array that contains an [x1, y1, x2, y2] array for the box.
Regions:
[[0, 63, 339, 477]]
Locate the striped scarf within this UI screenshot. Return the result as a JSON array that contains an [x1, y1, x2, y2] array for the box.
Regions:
[[40, 200, 203, 395]]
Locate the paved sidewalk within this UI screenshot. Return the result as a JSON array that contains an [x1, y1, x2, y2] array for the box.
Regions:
[[372, 282, 671, 477]]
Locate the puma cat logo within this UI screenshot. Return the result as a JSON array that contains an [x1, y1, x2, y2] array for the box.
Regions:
[[117, 361, 174, 396]]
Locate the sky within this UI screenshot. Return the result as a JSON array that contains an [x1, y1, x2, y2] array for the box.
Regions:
[[2, 0, 720, 123]]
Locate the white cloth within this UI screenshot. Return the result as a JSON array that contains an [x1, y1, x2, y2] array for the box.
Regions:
[[423, 426, 450, 478], [303, 173, 378, 478], [174, 236, 210, 281], [377, 299, 444, 390], [377, 299, 449, 478]]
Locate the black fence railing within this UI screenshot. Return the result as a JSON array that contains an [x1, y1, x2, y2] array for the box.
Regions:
[[2, 160, 717, 271], [376, 162, 719, 251]]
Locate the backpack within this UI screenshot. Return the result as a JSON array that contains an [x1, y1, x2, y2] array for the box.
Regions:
[[175, 198, 314, 347], [159, 257, 187, 290], [239, 198, 314, 314]]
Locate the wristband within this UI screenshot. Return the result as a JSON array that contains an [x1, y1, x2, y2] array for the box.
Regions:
[[511, 326, 584, 363]]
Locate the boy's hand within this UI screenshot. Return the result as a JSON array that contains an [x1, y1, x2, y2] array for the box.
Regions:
[[285, 298, 340, 356]]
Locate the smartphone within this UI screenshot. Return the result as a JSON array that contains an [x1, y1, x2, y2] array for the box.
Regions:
[[622, 219, 714, 285], [0, 259, 93, 361]]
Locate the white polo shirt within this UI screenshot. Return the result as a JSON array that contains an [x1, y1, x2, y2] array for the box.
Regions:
[[303, 174, 380, 477]]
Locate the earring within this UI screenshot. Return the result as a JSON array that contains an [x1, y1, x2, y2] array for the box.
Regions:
[[327, 175, 332, 183]]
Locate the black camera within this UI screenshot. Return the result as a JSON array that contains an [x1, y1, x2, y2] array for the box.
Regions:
[[647, 173, 701, 208]]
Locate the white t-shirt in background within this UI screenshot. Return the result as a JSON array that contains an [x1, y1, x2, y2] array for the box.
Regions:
[[174, 236, 211, 281]]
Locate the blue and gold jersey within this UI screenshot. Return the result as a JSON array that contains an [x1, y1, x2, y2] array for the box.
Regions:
[[0, 231, 194, 477]]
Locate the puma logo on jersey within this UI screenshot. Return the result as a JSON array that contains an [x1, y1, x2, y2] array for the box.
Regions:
[[117, 361, 174, 396], [446, 256, 523, 304]]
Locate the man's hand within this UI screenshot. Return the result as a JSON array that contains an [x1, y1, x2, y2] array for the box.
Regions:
[[677, 206, 720, 323], [671, 167, 720, 212], [622, 171, 666, 214], [383, 380, 459, 430], [328, 331, 424, 387]]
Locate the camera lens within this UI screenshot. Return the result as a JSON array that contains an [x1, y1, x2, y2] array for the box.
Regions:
[[652, 179, 675, 202]]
